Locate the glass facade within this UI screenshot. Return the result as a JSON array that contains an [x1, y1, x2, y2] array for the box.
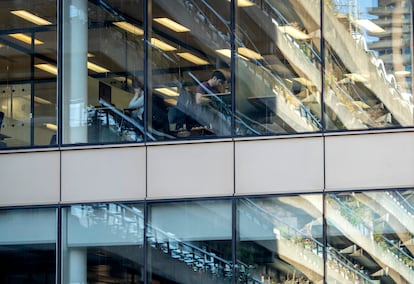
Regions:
[[62, 203, 145, 283], [2, 190, 414, 283], [235, 1, 322, 135], [324, 0, 413, 130], [148, 200, 232, 283], [0, 207, 57, 283], [0, 0, 412, 148], [0, 0, 57, 148]]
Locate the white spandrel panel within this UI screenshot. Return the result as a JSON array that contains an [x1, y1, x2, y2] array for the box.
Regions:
[[61, 147, 146, 202], [147, 142, 234, 199], [235, 137, 324, 194], [0, 151, 60, 206], [326, 131, 414, 190]]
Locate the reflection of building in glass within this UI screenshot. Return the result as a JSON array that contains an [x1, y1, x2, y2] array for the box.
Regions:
[[1, 0, 414, 284], [368, 0, 412, 95], [323, 0, 413, 130]]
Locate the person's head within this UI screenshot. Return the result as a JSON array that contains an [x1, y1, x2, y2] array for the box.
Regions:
[[132, 77, 143, 91], [209, 70, 226, 87]]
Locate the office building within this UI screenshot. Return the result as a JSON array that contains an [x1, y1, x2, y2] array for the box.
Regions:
[[0, 0, 413, 283], [368, 0, 413, 94]]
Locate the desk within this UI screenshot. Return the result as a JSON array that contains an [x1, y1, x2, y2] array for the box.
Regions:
[[201, 92, 231, 106], [247, 96, 276, 124]]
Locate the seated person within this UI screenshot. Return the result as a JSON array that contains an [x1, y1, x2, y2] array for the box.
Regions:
[[129, 78, 170, 138], [128, 78, 144, 121], [169, 70, 230, 137], [195, 70, 226, 105]]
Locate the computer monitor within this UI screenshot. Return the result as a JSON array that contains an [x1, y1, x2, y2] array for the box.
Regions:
[[99, 81, 111, 104]]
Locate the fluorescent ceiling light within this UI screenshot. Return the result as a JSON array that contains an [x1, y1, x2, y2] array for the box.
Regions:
[[354, 19, 385, 33], [153, 18, 190, 32], [150, 38, 176, 51], [45, 123, 57, 131], [34, 96, 53, 105], [278, 26, 310, 40], [10, 10, 52, 25], [177, 52, 209, 65], [216, 49, 231, 58], [227, 0, 255, 7], [9, 33, 43, 45], [87, 62, 110, 73], [113, 21, 143, 36], [238, 47, 263, 60], [215, 48, 250, 61], [154, 87, 179, 97], [35, 63, 57, 75]]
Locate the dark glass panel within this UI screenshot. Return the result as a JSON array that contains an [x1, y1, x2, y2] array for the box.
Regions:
[[149, 0, 232, 140], [0, 0, 57, 148], [148, 200, 232, 283], [62, 203, 145, 283]]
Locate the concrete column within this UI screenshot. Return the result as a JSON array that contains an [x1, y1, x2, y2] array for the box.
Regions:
[[68, 247, 87, 284], [62, 0, 88, 143]]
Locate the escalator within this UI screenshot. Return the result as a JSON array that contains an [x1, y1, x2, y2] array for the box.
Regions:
[[68, 203, 261, 284]]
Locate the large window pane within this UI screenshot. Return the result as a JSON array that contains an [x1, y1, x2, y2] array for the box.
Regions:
[[326, 190, 414, 283], [324, 0, 413, 130], [149, 0, 232, 140], [62, 203, 144, 283], [235, 0, 322, 136], [0, 0, 57, 148], [0, 207, 57, 283], [62, 0, 145, 145], [148, 200, 232, 283], [237, 195, 323, 283]]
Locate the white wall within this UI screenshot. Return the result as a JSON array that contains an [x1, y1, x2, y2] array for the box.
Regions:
[[0, 151, 60, 206], [235, 136, 324, 195], [0, 131, 413, 206], [325, 131, 414, 190], [147, 141, 234, 198], [61, 146, 146, 203]]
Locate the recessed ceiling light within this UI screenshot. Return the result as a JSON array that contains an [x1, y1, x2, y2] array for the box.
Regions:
[[87, 62, 110, 73], [227, 0, 255, 7], [150, 38, 176, 51], [35, 63, 57, 75], [113, 21, 144, 36], [177, 52, 209, 65], [154, 18, 190, 33], [9, 33, 44, 45], [10, 10, 52, 25]]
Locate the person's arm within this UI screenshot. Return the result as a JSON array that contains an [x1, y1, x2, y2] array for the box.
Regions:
[[128, 93, 144, 109], [195, 85, 210, 104]]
